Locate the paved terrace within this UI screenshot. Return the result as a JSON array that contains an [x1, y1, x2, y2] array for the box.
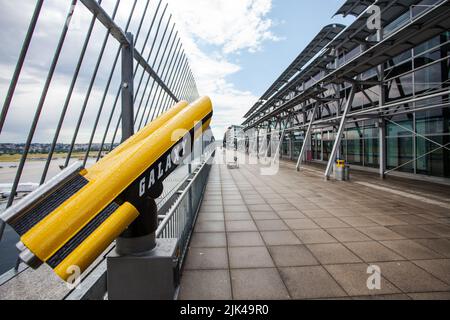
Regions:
[[179, 159, 450, 300]]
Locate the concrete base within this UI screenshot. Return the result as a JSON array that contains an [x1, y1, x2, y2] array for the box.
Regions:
[[107, 238, 179, 300]]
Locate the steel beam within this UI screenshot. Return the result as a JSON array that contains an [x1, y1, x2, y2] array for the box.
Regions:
[[296, 105, 318, 171], [121, 33, 135, 141], [324, 85, 356, 180]]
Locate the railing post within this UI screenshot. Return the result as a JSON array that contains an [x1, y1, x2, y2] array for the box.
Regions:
[[121, 33, 135, 142], [324, 84, 356, 180], [115, 32, 158, 254]]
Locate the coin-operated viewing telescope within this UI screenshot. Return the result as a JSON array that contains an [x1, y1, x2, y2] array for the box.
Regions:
[[1, 97, 213, 282]]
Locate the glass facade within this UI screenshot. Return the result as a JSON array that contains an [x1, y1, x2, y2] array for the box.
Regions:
[[294, 30, 450, 179]]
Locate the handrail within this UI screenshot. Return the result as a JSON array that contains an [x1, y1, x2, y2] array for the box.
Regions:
[[156, 151, 214, 237]]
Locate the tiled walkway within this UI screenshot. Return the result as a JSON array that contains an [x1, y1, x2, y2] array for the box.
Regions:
[[179, 160, 450, 300]]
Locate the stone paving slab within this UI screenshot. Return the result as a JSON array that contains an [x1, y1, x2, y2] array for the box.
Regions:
[[179, 161, 450, 300]]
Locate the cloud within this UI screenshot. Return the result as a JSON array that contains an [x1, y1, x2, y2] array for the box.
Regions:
[[0, 0, 278, 143], [169, 0, 278, 54], [168, 0, 278, 138]]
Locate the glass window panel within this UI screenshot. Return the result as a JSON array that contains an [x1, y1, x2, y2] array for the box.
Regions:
[[414, 62, 443, 93], [387, 74, 414, 102], [416, 107, 450, 135], [347, 139, 363, 165], [387, 115, 414, 137], [416, 136, 450, 178], [365, 138, 380, 168], [387, 136, 414, 173]]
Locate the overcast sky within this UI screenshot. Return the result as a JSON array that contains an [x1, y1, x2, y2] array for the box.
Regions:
[[0, 0, 353, 143]]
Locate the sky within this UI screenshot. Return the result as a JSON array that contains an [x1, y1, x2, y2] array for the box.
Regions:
[[0, 0, 354, 143]]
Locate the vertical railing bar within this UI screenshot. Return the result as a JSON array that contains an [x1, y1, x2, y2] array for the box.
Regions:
[[192, 70, 199, 100], [64, 0, 121, 168], [187, 70, 194, 102], [145, 37, 181, 122], [0, 0, 44, 133], [173, 57, 189, 101], [96, 0, 161, 160], [133, 4, 168, 103], [109, 2, 167, 151], [162, 47, 186, 111], [160, 46, 184, 111], [144, 44, 178, 125], [187, 68, 195, 102], [142, 36, 180, 127], [135, 17, 174, 128], [180, 63, 190, 101], [174, 57, 188, 100], [185, 70, 192, 102], [167, 53, 187, 102], [40, 0, 103, 183], [123, 4, 172, 127], [166, 47, 184, 91], [136, 20, 175, 130], [177, 60, 190, 101], [180, 61, 192, 101], [189, 69, 197, 101], [7, 0, 78, 207], [186, 71, 192, 102], [82, 0, 138, 166], [151, 37, 182, 118]]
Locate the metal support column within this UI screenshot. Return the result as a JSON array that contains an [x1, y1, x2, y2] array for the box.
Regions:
[[377, 27, 386, 179], [121, 33, 135, 142], [379, 119, 386, 178], [115, 32, 159, 255], [273, 116, 291, 161], [289, 133, 294, 161], [296, 105, 318, 171], [324, 85, 356, 180]]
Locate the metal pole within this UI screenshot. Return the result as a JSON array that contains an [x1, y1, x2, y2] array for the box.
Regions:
[[83, 0, 138, 166], [147, 38, 181, 123], [379, 119, 386, 178], [115, 33, 158, 255], [296, 105, 317, 171], [97, 0, 163, 160], [121, 33, 135, 141], [158, 42, 183, 113], [0, 0, 44, 133], [7, 1, 77, 208], [41, 0, 102, 182], [377, 27, 386, 179], [64, 0, 121, 168], [324, 85, 356, 180]]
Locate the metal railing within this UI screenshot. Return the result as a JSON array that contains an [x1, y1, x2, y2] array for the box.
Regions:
[[0, 0, 200, 212], [157, 149, 215, 269]]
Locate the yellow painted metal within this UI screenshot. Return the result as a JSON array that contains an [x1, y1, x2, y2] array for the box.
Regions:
[[336, 160, 345, 168], [97, 100, 189, 164], [21, 97, 213, 263], [54, 202, 139, 281]]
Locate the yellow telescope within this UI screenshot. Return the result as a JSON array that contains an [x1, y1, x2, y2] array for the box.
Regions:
[[1, 97, 213, 281]]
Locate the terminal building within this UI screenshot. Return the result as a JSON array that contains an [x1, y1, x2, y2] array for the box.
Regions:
[[242, 0, 450, 182]]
